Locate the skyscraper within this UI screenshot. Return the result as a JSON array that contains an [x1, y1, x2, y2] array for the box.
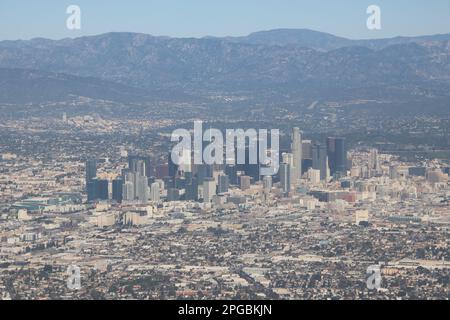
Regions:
[[263, 175, 273, 192], [240, 175, 251, 191], [112, 178, 123, 203], [327, 137, 347, 176], [135, 174, 149, 203], [326, 137, 337, 175], [291, 127, 302, 184], [122, 180, 134, 202], [86, 159, 99, 202], [128, 155, 152, 177], [85, 159, 97, 184], [185, 177, 199, 201], [302, 139, 313, 175], [218, 174, 229, 194], [282, 153, 295, 189], [87, 178, 108, 202], [122, 169, 135, 201], [238, 144, 260, 182], [279, 163, 291, 193], [135, 160, 147, 177], [369, 148, 380, 174], [312, 143, 329, 181], [302, 140, 313, 160], [225, 164, 238, 185], [196, 164, 213, 184], [150, 182, 161, 202], [87, 180, 97, 202], [178, 148, 192, 175], [334, 137, 347, 175], [203, 177, 216, 203], [168, 151, 179, 178], [121, 164, 150, 203], [96, 179, 109, 200]]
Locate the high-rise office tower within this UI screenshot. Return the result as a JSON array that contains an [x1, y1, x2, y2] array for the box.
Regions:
[[327, 137, 347, 176], [150, 182, 160, 202], [122, 181, 135, 202], [240, 175, 251, 191], [196, 164, 213, 185], [263, 175, 273, 192], [225, 164, 238, 185], [85, 158, 107, 202], [135, 160, 147, 177], [96, 179, 109, 200], [135, 174, 149, 203], [326, 137, 337, 175], [244, 164, 260, 182], [128, 155, 152, 177], [218, 174, 230, 194], [291, 127, 302, 183], [369, 149, 377, 169], [302, 140, 313, 175], [185, 177, 199, 201], [238, 144, 260, 182], [87, 178, 109, 202], [123, 157, 151, 203], [312, 143, 329, 181], [334, 138, 347, 175], [168, 151, 179, 178], [369, 148, 381, 174], [302, 140, 313, 160], [178, 148, 192, 175], [112, 178, 123, 203], [87, 180, 97, 202], [203, 177, 216, 203], [282, 153, 295, 189], [85, 159, 97, 185], [279, 163, 291, 193], [122, 171, 137, 202], [302, 158, 313, 175]]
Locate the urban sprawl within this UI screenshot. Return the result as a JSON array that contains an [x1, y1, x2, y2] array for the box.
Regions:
[[0, 114, 449, 300]]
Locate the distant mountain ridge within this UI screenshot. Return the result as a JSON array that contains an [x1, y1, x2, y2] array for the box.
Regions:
[[229, 28, 450, 51], [0, 29, 449, 104], [224, 29, 353, 51]]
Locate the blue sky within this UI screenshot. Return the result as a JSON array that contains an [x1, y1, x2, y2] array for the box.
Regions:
[[1, 0, 449, 40]]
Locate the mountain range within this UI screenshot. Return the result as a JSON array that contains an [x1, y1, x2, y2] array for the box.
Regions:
[[0, 29, 449, 105]]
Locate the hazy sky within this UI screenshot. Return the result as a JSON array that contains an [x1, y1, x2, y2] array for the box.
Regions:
[[1, 0, 450, 40]]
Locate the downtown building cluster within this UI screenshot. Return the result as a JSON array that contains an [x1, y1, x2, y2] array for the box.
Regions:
[[84, 128, 350, 208]]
